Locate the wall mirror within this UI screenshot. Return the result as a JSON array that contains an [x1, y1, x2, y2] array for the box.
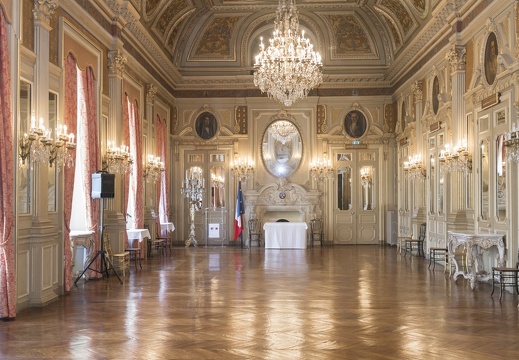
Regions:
[[496, 134, 506, 221], [429, 155, 435, 214], [261, 120, 302, 178], [360, 166, 374, 210], [337, 165, 352, 210], [18, 80, 32, 214], [48, 92, 57, 212], [210, 165, 225, 208], [480, 139, 489, 221]]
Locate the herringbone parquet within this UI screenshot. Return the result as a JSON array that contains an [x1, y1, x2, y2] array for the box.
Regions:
[[1, 246, 518, 359]]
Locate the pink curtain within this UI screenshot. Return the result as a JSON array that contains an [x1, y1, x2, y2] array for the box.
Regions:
[[156, 115, 169, 224], [63, 53, 78, 292], [129, 100, 143, 229], [0, 8, 16, 319], [79, 67, 100, 277]]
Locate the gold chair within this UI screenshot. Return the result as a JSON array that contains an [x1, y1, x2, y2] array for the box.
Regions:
[[248, 219, 262, 247], [309, 219, 325, 248], [404, 223, 426, 257], [491, 250, 519, 301], [104, 233, 129, 278]]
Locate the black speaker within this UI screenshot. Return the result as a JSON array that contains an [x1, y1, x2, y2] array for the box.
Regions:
[[91, 173, 115, 198]]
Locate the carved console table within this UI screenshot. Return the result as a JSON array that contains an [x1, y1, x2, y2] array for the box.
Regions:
[[447, 231, 506, 289], [70, 230, 95, 279]]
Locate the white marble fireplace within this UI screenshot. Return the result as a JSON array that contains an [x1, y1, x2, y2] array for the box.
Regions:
[[244, 178, 321, 226]]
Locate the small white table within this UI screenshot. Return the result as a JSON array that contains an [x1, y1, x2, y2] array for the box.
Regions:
[[160, 222, 175, 232], [126, 229, 151, 258], [447, 231, 506, 289], [264, 222, 307, 249]]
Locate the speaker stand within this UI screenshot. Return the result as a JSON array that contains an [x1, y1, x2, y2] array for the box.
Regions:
[[74, 198, 123, 285]]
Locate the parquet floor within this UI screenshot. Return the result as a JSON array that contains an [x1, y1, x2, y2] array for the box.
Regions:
[[1, 245, 518, 359]]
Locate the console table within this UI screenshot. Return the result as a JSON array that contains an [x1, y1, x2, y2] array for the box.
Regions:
[[447, 231, 506, 289], [264, 222, 307, 249], [70, 230, 95, 279]]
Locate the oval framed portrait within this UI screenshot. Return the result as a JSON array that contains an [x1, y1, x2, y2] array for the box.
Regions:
[[344, 110, 367, 139], [432, 76, 439, 115], [195, 112, 218, 140], [485, 32, 498, 85]]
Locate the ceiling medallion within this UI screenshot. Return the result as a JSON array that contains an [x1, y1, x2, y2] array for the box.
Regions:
[[253, 0, 323, 107]]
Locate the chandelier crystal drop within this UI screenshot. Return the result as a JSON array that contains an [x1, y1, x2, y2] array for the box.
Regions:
[[270, 120, 297, 144], [253, 0, 323, 107]]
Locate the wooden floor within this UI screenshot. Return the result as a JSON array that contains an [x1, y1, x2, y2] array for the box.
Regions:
[[1, 245, 518, 359]]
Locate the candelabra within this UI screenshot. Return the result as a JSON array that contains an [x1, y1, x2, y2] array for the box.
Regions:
[[309, 157, 334, 183], [102, 141, 133, 174], [19, 117, 76, 168], [439, 141, 472, 173], [143, 154, 164, 182], [504, 124, 519, 163], [181, 166, 205, 247], [360, 167, 372, 188], [403, 154, 426, 181], [231, 157, 254, 182]]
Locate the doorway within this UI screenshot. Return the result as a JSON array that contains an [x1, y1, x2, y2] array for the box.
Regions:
[[333, 148, 379, 244]]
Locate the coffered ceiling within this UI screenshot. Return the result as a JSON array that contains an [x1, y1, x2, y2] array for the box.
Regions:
[[121, 0, 468, 93]]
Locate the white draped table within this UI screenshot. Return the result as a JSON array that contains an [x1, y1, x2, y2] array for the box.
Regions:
[[160, 222, 175, 232], [126, 229, 151, 258], [447, 231, 506, 289], [264, 222, 307, 249]]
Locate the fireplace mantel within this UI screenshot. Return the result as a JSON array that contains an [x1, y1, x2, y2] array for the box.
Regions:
[[244, 178, 321, 224]]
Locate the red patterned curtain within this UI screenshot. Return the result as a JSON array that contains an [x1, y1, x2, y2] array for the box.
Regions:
[[129, 99, 143, 229], [156, 115, 169, 224], [0, 8, 16, 319], [79, 67, 100, 276], [63, 53, 78, 292]]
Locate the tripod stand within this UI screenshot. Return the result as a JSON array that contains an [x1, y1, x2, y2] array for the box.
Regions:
[[74, 198, 123, 285]]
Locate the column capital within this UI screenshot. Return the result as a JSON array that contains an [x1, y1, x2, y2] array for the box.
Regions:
[[446, 45, 466, 72], [146, 84, 157, 104], [33, 0, 58, 28], [412, 80, 423, 101], [108, 49, 127, 76]]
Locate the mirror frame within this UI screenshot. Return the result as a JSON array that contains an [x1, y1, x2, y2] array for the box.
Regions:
[[261, 116, 303, 178]]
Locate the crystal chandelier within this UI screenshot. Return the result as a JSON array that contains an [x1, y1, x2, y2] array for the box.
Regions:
[[103, 141, 133, 175], [439, 141, 472, 173], [310, 157, 333, 183], [19, 117, 76, 169], [270, 120, 297, 144], [505, 125, 519, 162], [403, 154, 426, 181], [253, 0, 323, 107], [143, 154, 165, 182], [231, 157, 254, 182]]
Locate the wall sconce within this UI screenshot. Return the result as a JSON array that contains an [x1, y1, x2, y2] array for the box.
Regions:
[[439, 141, 472, 173], [403, 154, 426, 181], [360, 167, 373, 188], [505, 124, 519, 162], [143, 154, 164, 182], [103, 141, 133, 174], [19, 117, 76, 168], [231, 157, 254, 182], [309, 157, 333, 183]]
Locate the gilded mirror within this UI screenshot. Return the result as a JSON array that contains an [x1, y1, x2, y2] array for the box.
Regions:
[[261, 120, 302, 178], [18, 80, 31, 214], [496, 134, 506, 221], [337, 165, 352, 210], [480, 139, 489, 221]]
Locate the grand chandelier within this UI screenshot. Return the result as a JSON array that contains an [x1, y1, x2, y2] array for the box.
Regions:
[[270, 120, 297, 144], [253, 0, 323, 107]]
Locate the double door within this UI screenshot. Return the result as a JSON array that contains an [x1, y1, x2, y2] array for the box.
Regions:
[[333, 148, 379, 244]]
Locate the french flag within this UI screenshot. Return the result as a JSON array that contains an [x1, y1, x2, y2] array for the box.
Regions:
[[233, 181, 245, 240]]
